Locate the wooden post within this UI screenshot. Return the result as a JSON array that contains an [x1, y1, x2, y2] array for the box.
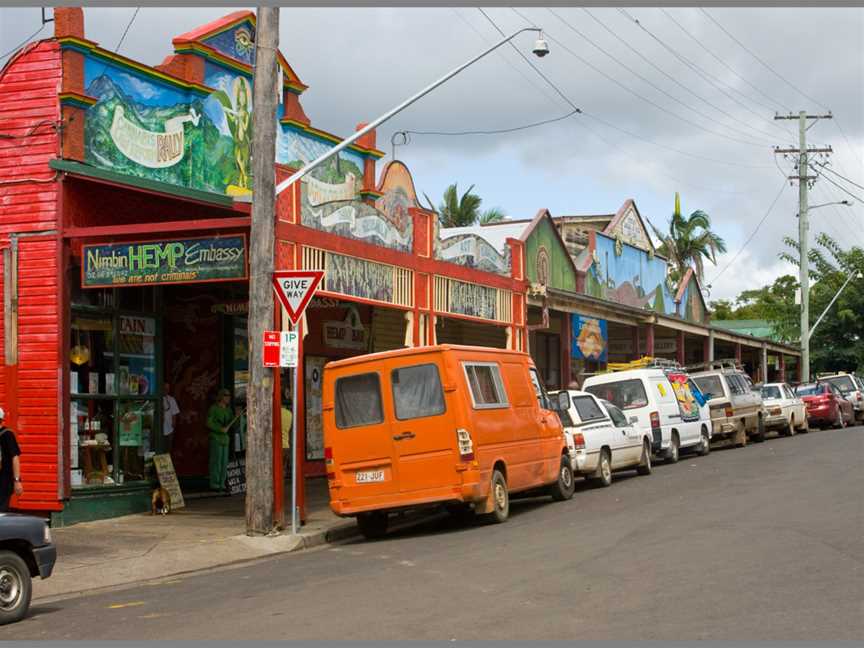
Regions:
[[645, 323, 655, 357], [676, 331, 685, 366], [632, 325, 640, 361], [245, 7, 280, 535]]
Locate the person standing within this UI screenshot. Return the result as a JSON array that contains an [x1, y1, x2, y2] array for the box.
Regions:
[[0, 408, 23, 512], [163, 383, 181, 454], [206, 389, 233, 493]]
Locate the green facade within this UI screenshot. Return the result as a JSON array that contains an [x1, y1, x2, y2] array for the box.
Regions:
[[525, 216, 577, 291]]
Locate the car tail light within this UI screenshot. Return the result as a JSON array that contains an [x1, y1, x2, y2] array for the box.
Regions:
[[725, 405, 734, 418], [324, 446, 335, 480], [572, 432, 585, 450], [456, 428, 474, 461], [650, 411, 661, 432]]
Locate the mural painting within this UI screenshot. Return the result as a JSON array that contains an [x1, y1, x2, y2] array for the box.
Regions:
[[444, 280, 498, 321], [524, 216, 576, 291], [201, 21, 256, 66], [572, 314, 608, 363], [324, 252, 394, 304], [436, 234, 511, 276]]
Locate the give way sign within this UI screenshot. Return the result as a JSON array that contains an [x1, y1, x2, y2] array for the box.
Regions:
[[272, 270, 324, 325]]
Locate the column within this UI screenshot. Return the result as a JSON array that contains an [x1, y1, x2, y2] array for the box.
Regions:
[[761, 343, 768, 384], [645, 323, 655, 358], [735, 342, 742, 363], [676, 331, 685, 366], [632, 326, 641, 361], [708, 330, 715, 362], [562, 313, 572, 389], [779, 354, 786, 383]]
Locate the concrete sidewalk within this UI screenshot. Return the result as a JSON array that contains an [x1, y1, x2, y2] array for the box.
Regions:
[[35, 478, 357, 602]]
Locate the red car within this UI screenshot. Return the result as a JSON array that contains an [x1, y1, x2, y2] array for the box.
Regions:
[[795, 382, 854, 429]]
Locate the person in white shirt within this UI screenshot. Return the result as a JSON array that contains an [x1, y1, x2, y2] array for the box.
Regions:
[[163, 383, 181, 453]]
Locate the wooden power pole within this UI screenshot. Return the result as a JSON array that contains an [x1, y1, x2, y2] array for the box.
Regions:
[[246, 6, 280, 535]]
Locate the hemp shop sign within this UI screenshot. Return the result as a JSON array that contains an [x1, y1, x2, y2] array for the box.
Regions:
[[82, 235, 248, 287]]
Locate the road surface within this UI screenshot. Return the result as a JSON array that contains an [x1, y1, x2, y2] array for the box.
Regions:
[[7, 425, 863, 640]]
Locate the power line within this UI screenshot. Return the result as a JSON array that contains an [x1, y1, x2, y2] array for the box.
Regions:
[[810, 164, 864, 204], [0, 23, 45, 63], [513, 8, 769, 149], [546, 8, 777, 146], [582, 8, 786, 143], [833, 118, 863, 167], [399, 109, 580, 137], [812, 160, 864, 193], [706, 180, 788, 289], [659, 8, 793, 114], [699, 8, 830, 111], [115, 7, 140, 52]]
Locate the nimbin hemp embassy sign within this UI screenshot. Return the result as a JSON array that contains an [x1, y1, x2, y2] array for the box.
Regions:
[[82, 235, 248, 288]]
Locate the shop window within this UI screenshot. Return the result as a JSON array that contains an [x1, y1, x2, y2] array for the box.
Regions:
[[391, 364, 445, 421], [70, 398, 115, 487], [118, 286, 157, 313], [463, 362, 508, 409], [117, 400, 156, 482], [68, 264, 114, 309], [335, 373, 383, 428], [117, 315, 157, 396], [70, 315, 114, 396]]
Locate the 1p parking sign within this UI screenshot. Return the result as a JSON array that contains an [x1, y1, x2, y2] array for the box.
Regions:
[[280, 331, 299, 367]]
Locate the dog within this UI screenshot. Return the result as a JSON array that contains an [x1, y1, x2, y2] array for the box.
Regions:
[[151, 486, 171, 515]]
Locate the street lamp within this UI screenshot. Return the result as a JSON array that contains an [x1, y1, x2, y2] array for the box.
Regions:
[[262, 26, 549, 198], [797, 200, 852, 216]]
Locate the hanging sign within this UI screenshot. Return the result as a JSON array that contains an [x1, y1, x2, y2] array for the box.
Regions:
[[572, 314, 608, 362], [82, 235, 247, 288], [272, 270, 324, 325]]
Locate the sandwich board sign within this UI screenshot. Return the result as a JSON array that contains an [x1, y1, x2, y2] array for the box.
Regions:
[[272, 271, 324, 325]]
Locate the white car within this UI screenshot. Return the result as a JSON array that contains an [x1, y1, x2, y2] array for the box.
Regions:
[[582, 367, 712, 463], [760, 382, 809, 436], [552, 390, 653, 487]]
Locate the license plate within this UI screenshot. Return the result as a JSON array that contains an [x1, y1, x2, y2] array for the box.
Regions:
[[355, 470, 384, 484]]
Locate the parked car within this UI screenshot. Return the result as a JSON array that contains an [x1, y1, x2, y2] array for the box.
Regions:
[[760, 382, 809, 436], [582, 365, 711, 464], [818, 373, 864, 423], [551, 390, 653, 487], [0, 513, 56, 625], [322, 345, 574, 539], [795, 381, 854, 429], [689, 360, 765, 446]]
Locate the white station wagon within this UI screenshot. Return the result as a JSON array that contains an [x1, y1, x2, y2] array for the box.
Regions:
[[552, 390, 653, 487], [760, 382, 809, 436]]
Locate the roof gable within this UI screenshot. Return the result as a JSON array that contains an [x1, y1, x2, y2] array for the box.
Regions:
[[604, 199, 655, 254]]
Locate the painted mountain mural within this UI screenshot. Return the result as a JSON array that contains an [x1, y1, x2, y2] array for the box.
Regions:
[[84, 73, 238, 194]]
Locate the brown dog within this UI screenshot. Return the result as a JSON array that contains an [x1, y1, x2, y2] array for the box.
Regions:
[[151, 486, 171, 515]]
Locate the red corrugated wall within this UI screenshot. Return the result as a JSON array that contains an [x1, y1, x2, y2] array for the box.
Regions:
[[0, 40, 63, 511]]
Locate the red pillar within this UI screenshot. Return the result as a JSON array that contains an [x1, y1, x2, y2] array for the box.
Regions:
[[562, 313, 572, 389], [645, 324, 655, 358], [676, 331, 685, 366], [703, 336, 710, 362], [779, 354, 786, 383], [735, 343, 742, 363], [632, 326, 641, 361]]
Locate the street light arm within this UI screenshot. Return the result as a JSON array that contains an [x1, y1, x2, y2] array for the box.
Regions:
[[808, 271, 861, 341], [271, 26, 543, 197]]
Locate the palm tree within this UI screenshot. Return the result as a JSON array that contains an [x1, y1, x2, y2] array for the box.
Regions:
[[650, 192, 727, 286], [424, 183, 507, 228]]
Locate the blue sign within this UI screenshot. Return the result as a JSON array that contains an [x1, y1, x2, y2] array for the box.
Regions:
[[572, 314, 608, 363]]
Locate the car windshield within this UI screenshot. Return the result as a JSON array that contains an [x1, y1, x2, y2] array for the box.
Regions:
[[761, 385, 782, 400], [693, 375, 724, 399], [584, 379, 648, 411], [823, 376, 855, 393], [795, 383, 822, 396]]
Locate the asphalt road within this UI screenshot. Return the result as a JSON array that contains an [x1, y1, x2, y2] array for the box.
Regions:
[[6, 425, 863, 640]]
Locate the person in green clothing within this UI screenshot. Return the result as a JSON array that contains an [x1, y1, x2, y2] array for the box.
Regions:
[[207, 388, 233, 492]]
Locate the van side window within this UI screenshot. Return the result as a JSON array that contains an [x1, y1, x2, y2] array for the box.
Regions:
[[728, 375, 746, 395], [463, 362, 508, 409], [391, 364, 446, 421], [528, 368, 551, 410], [335, 373, 384, 429], [584, 379, 648, 410], [604, 402, 629, 427], [573, 395, 606, 422]]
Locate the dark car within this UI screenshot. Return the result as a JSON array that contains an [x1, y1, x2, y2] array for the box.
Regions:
[[795, 382, 854, 429], [0, 513, 56, 624]]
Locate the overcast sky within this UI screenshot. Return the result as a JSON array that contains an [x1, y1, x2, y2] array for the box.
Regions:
[[2, 6, 862, 301]]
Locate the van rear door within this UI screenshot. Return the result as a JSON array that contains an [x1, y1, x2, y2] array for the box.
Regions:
[[330, 371, 399, 500], [389, 360, 459, 494]]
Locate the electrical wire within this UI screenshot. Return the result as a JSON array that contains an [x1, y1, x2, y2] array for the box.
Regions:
[[114, 7, 140, 53], [698, 8, 830, 111], [513, 8, 769, 149], [0, 23, 45, 63], [399, 109, 581, 137], [833, 118, 863, 166], [616, 8, 792, 139], [810, 164, 864, 204], [812, 161, 864, 193], [660, 8, 794, 114], [706, 180, 788, 288], [582, 8, 787, 143], [547, 8, 777, 147]]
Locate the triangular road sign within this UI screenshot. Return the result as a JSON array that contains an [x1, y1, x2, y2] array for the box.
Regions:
[[272, 270, 324, 325]]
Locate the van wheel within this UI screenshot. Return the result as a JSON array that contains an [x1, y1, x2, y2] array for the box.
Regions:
[[698, 427, 711, 456], [0, 550, 32, 626], [636, 440, 652, 475], [356, 512, 389, 540], [593, 449, 613, 487], [550, 455, 575, 501], [481, 470, 509, 524], [666, 434, 680, 464]]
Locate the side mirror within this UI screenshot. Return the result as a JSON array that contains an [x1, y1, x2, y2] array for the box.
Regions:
[[557, 391, 571, 412], [628, 416, 639, 425]]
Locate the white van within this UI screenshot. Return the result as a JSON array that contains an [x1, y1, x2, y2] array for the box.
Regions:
[[582, 368, 711, 463]]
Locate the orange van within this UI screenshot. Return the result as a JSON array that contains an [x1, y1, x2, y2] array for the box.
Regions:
[[322, 344, 575, 539]]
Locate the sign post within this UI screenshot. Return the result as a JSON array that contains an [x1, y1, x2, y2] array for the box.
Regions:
[[272, 270, 323, 534]]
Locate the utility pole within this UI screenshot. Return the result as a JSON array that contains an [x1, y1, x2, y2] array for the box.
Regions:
[[246, 7, 280, 535], [774, 111, 832, 383]]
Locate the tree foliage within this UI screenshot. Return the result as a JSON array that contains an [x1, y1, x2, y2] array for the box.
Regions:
[[708, 274, 799, 343], [423, 183, 507, 228]]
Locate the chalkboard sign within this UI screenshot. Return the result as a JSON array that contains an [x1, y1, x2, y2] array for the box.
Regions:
[[226, 456, 246, 496], [153, 453, 185, 509]]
